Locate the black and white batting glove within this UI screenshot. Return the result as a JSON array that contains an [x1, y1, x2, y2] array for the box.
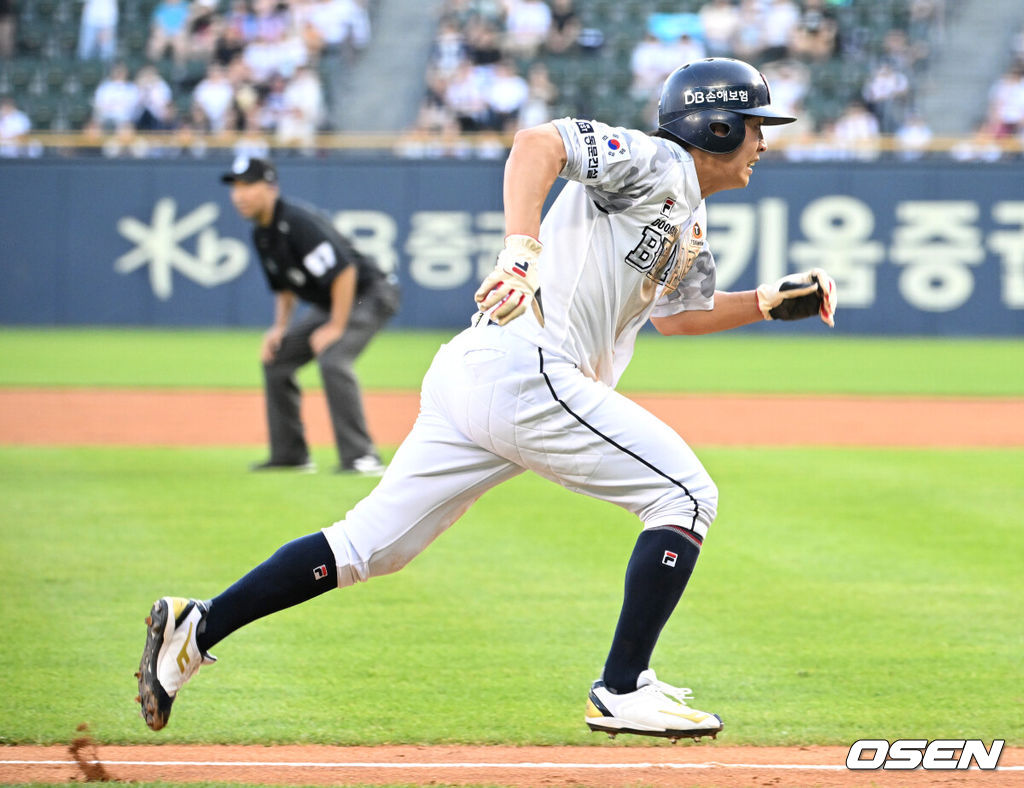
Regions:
[[474, 234, 545, 327], [756, 267, 837, 327]]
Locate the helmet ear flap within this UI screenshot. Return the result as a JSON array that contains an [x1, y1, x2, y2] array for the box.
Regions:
[[662, 109, 747, 154]]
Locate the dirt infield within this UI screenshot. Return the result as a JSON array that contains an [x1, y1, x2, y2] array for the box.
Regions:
[[2, 742, 1022, 787], [1, 388, 1021, 786], [1, 387, 1023, 448]]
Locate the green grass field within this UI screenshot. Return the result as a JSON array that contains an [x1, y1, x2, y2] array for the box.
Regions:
[[2, 327, 1024, 395], [1, 329, 1022, 752]]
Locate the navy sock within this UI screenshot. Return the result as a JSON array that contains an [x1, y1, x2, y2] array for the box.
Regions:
[[196, 532, 337, 652], [602, 527, 701, 694]]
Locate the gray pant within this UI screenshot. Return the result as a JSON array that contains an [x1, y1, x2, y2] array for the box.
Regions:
[[262, 277, 399, 468]]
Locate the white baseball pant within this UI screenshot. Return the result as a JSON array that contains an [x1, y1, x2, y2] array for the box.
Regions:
[[322, 323, 718, 587]]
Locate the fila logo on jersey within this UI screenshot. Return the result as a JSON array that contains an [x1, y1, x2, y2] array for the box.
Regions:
[[662, 551, 678, 567], [313, 564, 329, 580], [661, 198, 675, 217]]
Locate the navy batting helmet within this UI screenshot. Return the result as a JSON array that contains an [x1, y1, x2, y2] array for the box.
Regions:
[[658, 58, 796, 154]]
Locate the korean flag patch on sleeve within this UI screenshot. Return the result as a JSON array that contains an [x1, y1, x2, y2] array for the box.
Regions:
[[602, 132, 631, 164], [564, 119, 632, 182]]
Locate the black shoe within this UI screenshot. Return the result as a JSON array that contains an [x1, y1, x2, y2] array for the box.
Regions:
[[249, 459, 316, 472]]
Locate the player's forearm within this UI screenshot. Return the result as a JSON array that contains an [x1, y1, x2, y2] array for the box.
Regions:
[[325, 265, 357, 331], [652, 290, 764, 335], [272, 292, 297, 328], [503, 123, 567, 238]]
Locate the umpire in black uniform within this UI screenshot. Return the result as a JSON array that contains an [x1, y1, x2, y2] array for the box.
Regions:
[[222, 156, 400, 474]]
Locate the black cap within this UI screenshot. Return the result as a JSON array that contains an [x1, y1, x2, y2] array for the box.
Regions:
[[220, 155, 277, 184]]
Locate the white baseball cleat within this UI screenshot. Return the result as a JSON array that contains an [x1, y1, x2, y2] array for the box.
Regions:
[[585, 669, 723, 741], [136, 596, 216, 731]]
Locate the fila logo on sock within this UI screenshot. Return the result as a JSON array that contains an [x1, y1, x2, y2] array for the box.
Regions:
[[313, 564, 329, 580], [662, 551, 678, 567]]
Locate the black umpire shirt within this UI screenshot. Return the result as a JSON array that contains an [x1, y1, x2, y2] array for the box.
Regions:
[[253, 197, 382, 309]]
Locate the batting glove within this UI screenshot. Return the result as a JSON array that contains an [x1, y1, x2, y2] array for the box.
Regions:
[[474, 234, 545, 327], [756, 267, 837, 327]]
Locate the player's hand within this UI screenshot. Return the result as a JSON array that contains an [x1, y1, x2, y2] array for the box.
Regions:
[[474, 234, 545, 327], [310, 323, 344, 356], [261, 325, 286, 363], [756, 268, 837, 327]]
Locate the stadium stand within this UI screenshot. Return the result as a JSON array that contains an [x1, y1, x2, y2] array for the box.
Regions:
[[1, 0, 1023, 160], [404, 0, 1023, 159], [0, 0, 376, 140], [417, 0, 946, 139]]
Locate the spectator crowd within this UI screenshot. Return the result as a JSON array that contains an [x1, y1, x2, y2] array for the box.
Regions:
[[3, 0, 372, 157], [623, 0, 944, 160], [2, 0, 1024, 162], [397, 0, 590, 157], [402, 0, 966, 161], [615, 0, 1024, 163]]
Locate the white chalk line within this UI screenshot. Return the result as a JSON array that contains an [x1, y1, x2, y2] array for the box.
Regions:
[[3, 759, 1022, 772]]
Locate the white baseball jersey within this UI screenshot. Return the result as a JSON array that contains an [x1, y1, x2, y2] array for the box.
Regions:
[[507, 117, 717, 388], [323, 119, 720, 587]]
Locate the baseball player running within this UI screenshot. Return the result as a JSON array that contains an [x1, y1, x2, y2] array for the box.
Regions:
[[138, 58, 836, 740]]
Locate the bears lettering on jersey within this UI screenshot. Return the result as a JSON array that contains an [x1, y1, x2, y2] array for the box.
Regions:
[[625, 220, 680, 288], [624, 196, 690, 292]]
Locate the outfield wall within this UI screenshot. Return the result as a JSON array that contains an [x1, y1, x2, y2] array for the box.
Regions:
[[1, 158, 1022, 335]]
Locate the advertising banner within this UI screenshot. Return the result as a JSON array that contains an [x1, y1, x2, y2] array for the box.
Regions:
[[1, 158, 1021, 335]]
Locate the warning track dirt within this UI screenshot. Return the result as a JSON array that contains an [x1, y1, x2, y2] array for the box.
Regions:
[[2, 743, 1023, 787]]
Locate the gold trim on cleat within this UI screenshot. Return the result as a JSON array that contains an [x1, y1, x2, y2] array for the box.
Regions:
[[658, 708, 713, 723], [175, 622, 194, 672]]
